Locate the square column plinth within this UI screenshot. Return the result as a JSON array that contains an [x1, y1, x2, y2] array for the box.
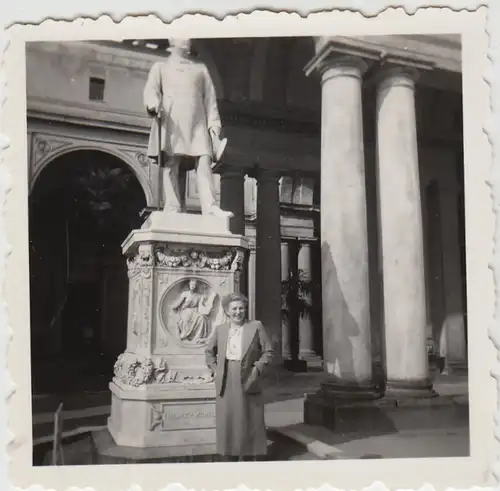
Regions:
[[107, 212, 249, 454]]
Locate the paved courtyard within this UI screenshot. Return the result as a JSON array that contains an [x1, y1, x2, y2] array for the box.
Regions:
[[33, 371, 469, 465]]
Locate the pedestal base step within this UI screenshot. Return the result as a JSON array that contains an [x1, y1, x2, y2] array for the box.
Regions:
[[92, 430, 219, 464], [304, 392, 469, 434]]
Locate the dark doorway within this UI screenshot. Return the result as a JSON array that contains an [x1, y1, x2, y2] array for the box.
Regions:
[[29, 149, 146, 394]]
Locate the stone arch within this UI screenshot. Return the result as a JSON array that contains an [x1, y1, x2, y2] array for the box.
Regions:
[[30, 143, 154, 206], [29, 147, 148, 369]]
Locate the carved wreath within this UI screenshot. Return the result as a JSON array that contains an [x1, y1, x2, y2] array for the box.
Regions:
[[113, 352, 214, 387], [113, 353, 155, 387], [127, 244, 154, 278], [156, 247, 234, 270]]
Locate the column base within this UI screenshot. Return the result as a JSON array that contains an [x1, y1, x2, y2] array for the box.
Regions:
[[320, 378, 381, 400], [284, 358, 308, 373], [304, 388, 468, 434], [261, 362, 295, 386], [384, 378, 437, 399], [444, 361, 468, 376], [299, 350, 322, 361]]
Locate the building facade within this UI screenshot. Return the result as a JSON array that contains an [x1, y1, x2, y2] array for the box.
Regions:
[[26, 35, 467, 395]]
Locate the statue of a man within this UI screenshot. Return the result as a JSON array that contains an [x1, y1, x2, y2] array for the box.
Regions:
[[143, 38, 233, 218]]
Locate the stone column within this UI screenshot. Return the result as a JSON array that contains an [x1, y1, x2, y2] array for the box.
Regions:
[[297, 242, 317, 359], [248, 245, 257, 320], [375, 64, 434, 396], [220, 166, 246, 235], [438, 178, 467, 374], [281, 241, 292, 359], [255, 169, 282, 355], [316, 55, 374, 395]]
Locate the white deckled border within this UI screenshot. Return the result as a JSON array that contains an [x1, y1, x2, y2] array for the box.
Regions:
[[0, 3, 497, 491]]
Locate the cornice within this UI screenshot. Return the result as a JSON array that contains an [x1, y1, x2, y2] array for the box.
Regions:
[[26, 41, 165, 75], [305, 38, 381, 77], [306, 36, 437, 79], [28, 96, 322, 136]]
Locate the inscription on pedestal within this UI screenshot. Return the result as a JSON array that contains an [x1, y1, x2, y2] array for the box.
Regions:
[[150, 403, 216, 431]]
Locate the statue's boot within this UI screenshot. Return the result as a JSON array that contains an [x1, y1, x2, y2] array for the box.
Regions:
[[207, 205, 234, 218]]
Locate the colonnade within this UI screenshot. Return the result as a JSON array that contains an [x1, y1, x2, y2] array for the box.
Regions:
[[281, 239, 321, 363], [217, 38, 467, 397]]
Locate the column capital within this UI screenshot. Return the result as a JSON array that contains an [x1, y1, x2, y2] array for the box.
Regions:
[[320, 56, 370, 85], [307, 53, 370, 82], [253, 168, 282, 183], [372, 54, 434, 91], [305, 37, 380, 78], [217, 164, 247, 179], [299, 241, 312, 251]]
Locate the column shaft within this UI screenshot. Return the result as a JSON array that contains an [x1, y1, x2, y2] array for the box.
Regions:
[[255, 170, 282, 354], [298, 242, 317, 359], [319, 57, 374, 393], [281, 241, 292, 359], [248, 246, 256, 320], [220, 166, 246, 235], [376, 66, 434, 396], [438, 180, 467, 373]]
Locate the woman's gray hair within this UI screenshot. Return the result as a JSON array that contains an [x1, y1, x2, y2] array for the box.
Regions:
[[221, 292, 249, 313]]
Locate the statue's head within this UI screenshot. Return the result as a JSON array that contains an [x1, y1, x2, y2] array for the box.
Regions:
[[188, 279, 198, 291], [168, 38, 192, 54]]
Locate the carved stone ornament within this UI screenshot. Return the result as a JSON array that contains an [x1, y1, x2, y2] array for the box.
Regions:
[[127, 244, 154, 278], [231, 249, 245, 272], [150, 405, 164, 431], [155, 246, 243, 271], [113, 352, 214, 387], [31, 134, 74, 176], [113, 352, 155, 387], [36, 138, 51, 156], [136, 152, 149, 167]]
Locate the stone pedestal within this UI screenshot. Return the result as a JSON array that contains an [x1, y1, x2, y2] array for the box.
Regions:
[[107, 211, 248, 453]]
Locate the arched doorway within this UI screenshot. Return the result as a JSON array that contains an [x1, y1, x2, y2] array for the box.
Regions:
[[29, 149, 146, 394]]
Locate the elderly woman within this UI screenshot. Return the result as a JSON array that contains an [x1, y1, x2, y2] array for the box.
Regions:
[[205, 293, 276, 461]]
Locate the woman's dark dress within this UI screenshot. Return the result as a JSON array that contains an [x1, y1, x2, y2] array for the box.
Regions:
[[216, 359, 267, 456], [205, 320, 276, 457]]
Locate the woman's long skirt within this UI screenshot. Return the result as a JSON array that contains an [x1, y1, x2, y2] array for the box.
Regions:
[[216, 360, 267, 457]]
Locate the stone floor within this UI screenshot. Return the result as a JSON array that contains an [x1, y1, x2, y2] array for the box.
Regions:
[[33, 370, 469, 464]]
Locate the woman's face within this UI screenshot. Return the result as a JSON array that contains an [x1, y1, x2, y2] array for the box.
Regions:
[[188, 280, 197, 291], [227, 300, 246, 325]]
